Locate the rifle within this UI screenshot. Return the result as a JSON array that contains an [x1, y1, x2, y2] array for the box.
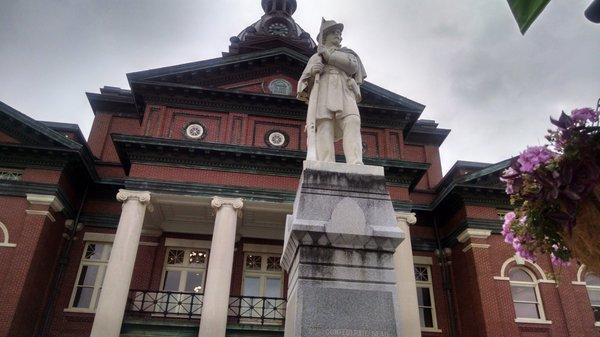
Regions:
[[305, 72, 320, 161]]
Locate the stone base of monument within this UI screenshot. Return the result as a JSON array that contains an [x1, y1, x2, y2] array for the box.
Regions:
[[281, 161, 405, 337]]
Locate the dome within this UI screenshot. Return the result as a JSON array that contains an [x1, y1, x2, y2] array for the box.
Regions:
[[226, 0, 316, 56]]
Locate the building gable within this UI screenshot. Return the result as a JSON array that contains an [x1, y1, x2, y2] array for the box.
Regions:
[[0, 131, 19, 144], [0, 101, 82, 150]]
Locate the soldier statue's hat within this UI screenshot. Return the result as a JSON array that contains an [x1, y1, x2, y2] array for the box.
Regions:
[[316, 18, 344, 44]]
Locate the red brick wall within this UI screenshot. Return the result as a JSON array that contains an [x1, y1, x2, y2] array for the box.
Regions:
[[87, 112, 111, 158], [0, 131, 19, 143], [451, 234, 599, 337], [0, 196, 66, 337], [129, 164, 300, 192], [87, 112, 141, 162], [22, 168, 62, 184]]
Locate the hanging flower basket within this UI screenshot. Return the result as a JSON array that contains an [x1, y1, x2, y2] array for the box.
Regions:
[[564, 185, 600, 275], [500, 107, 600, 268]]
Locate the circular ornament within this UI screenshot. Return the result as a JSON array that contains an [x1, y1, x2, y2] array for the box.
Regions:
[[268, 79, 292, 96], [266, 130, 288, 148], [185, 123, 206, 140]]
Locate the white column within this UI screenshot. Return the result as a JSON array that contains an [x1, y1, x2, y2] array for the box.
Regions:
[[394, 212, 421, 337], [90, 190, 152, 337], [198, 197, 243, 337]]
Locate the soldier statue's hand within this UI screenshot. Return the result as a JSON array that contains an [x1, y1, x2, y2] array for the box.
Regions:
[[311, 62, 324, 76]]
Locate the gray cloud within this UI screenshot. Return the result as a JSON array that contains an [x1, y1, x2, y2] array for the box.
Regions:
[[0, 0, 598, 172]]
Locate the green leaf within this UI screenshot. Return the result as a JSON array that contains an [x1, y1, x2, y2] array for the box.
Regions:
[[508, 0, 551, 34]]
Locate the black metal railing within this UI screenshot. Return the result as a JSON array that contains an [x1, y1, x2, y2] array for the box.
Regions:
[[228, 295, 286, 325], [127, 289, 203, 318], [126, 290, 286, 325]]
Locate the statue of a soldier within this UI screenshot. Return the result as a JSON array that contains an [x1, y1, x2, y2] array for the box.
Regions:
[[298, 18, 367, 165]]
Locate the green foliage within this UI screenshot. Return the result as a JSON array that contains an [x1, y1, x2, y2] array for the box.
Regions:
[[508, 0, 551, 34]]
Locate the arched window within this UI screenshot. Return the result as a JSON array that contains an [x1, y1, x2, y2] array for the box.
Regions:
[[508, 267, 544, 320], [584, 272, 600, 324], [0, 221, 16, 248]]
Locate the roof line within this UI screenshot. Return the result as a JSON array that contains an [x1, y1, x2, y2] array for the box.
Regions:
[[0, 100, 82, 150]]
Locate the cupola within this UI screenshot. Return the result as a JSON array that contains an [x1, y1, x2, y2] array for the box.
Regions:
[[225, 0, 316, 57]]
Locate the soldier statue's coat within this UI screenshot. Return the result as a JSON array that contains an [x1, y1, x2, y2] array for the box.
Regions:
[[297, 21, 367, 141]]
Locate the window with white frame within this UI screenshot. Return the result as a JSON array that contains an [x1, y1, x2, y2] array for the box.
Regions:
[[508, 267, 544, 320], [162, 248, 208, 294], [414, 264, 438, 329], [584, 272, 600, 323], [69, 242, 112, 311], [242, 253, 283, 298]]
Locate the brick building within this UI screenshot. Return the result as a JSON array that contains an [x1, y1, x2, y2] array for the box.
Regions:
[[0, 1, 598, 336]]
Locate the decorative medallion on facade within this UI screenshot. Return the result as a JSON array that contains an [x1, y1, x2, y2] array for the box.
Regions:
[[265, 130, 288, 148], [184, 122, 206, 140], [268, 79, 292, 96]]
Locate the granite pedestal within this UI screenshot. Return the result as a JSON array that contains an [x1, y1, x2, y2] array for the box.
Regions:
[[281, 161, 405, 337]]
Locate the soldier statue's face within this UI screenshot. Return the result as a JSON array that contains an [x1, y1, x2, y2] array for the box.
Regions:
[[324, 29, 342, 47]]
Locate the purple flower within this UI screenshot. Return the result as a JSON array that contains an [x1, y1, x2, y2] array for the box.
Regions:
[[517, 146, 556, 173], [502, 229, 514, 243], [570, 107, 599, 124], [550, 253, 570, 267], [501, 167, 521, 194], [512, 237, 522, 250], [504, 211, 516, 224]]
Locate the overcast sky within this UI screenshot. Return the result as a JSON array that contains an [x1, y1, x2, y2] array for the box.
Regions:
[[0, 0, 598, 172]]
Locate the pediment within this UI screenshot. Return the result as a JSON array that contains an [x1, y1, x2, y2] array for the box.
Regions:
[[0, 131, 19, 144], [0, 100, 81, 150], [127, 48, 425, 113]]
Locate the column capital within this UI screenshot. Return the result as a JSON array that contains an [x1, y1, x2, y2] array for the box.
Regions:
[[395, 211, 417, 226], [211, 196, 243, 210], [116, 190, 152, 205]]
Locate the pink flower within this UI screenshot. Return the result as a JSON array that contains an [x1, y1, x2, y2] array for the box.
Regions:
[[504, 211, 516, 223], [570, 107, 599, 124], [517, 146, 556, 173]]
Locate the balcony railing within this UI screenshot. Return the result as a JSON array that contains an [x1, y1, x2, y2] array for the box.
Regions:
[[228, 295, 286, 325], [126, 290, 286, 325], [127, 290, 203, 318]]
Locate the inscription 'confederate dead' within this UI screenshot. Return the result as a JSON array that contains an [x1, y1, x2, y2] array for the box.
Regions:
[[310, 328, 392, 337]]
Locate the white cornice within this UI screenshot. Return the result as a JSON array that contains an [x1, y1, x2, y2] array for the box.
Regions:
[[26, 194, 64, 212], [457, 228, 492, 243]]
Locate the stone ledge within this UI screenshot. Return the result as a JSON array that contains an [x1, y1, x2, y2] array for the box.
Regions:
[[303, 160, 384, 176]]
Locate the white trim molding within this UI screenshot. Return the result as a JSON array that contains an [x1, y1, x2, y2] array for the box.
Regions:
[[242, 243, 282, 254], [26, 194, 64, 212], [499, 255, 549, 280], [83, 232, 159, 247], [457, 228, 491, 243], [413, 255, 433, 265], [576, 264, 587, 282], [515, 318, 553, 324], [25, 209, 56, 222], [0, 221, 16, 248], [165, 238, 212, 250], [462, 243, 490, 252]]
